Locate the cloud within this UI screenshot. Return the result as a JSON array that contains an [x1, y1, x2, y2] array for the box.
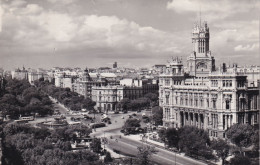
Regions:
[[0, 1, 182, 58], [234, 43, 259, 52], [0, 4, 3, 32], [47, 0, 77, 5], [167, 0, 260, 21]]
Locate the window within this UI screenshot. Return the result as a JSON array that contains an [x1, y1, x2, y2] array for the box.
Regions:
[[165, 108, 170, 120], [200, 99, 204, 107], [211, 80, 218, 87], [223, 80, 226, 87], [190, 98, 193, 106], [226, 100, 230, 109], [194, 99, 197, 107], [213, 100, 216, 109], [229, 80, 232, 87], [166, 95, 169, 105], [180, 98, 183, 105], [165, 79, 170, 86]]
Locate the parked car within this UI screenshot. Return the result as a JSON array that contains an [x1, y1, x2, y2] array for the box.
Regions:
[[90, 123, 106, 129]]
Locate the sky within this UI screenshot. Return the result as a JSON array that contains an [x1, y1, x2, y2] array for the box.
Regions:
[[0, 0, 259, 70]]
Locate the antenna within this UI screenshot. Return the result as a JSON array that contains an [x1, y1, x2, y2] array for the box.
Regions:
[[199, 6, 201, 27]]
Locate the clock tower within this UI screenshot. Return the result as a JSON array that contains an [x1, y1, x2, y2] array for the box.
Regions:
[[187, 21, 215, 77]]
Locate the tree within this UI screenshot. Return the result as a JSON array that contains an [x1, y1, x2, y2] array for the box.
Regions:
[[82, 97, 96, 110], [104, 151, 113, 163], [90, 138, 102, 153], [178, 126, 212, 159], [123, 118, 141, 128], [157, 128, 167, 142], [211, 139, 230, 165], [118, 98, 131, 111], [151, 106, 163, 126], [165, 128, 179, 148], [226, 124, 255, 148], [229, 155, 251, 165], [136, 145, 157, 165], [144, 92, 159, 106], [72, 124, 92, 138]]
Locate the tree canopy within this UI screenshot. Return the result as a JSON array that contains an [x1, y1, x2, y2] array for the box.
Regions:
[[2, 123, 100, 165], [226, 124, 256, 148], [151, 106, 163, 126]]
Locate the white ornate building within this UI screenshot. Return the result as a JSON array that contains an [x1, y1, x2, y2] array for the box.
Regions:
[[159, 21, 259, 138]]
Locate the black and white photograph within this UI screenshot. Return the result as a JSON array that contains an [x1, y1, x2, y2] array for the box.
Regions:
[[0, 0, 259, 165]]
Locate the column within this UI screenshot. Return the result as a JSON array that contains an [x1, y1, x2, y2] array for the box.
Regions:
[[184, 112, 186, 126], [193, 113, 196, 126], [188, 113, 191, 125], [204, 114, 207, 129], [223, 115, 226, 130], [198, 113, 201, 128], [227, 115, 229, 128], [230, 115, 233, 127]]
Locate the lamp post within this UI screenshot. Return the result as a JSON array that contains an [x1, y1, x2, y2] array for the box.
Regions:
[[115, 138, 121, 159], [175, 151, 176, 165]]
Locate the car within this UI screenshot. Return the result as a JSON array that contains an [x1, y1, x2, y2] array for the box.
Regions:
[[101, 117, 110, 122], [132, 113, 137, 116], [114, 111, 119, 114]]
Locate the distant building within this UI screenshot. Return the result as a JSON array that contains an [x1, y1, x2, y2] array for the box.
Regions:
[[28, 68, 50, 85], [92, 78, 159, 112], [72, 68, 106, 98], [113, 62, 117, 68], [11, 67, 28, 80]]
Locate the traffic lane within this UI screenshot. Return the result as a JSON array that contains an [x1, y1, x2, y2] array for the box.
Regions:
[[112, 136, 206, 165], [107, 138, 186, 165]]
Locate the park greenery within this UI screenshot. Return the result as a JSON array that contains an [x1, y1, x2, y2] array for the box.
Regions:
[[0, 78, 53, 119], [1, 123, 101, 165], [34, 79, 96, 111], [158, 124, 259, 165]]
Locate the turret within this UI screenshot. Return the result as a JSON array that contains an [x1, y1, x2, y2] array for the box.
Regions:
[[192, 21, 210, 57]]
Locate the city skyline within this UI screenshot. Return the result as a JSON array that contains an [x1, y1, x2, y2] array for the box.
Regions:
[[0, 0, 259, 70]]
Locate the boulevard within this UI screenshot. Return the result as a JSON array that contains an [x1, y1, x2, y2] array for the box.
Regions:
[[36, 97, 206, 165]]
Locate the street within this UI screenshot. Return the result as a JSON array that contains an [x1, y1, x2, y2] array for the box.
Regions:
[[39, 97, 206, 165]]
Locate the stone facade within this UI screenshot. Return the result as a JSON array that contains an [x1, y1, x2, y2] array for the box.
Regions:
[[159, 21, 260, 138]]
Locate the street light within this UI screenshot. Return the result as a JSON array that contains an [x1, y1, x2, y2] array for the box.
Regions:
[[115, 138, 121, 159], [175, 152, 176, 165]]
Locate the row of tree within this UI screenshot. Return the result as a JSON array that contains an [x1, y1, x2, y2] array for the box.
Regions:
[[34, 79, 96, 111], [158, 124, 259, 165], [0, 78, 53, 119], [117, 92, 159, 112]]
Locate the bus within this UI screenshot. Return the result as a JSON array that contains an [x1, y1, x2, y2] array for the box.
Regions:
[[19, 116, 34, 121]]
